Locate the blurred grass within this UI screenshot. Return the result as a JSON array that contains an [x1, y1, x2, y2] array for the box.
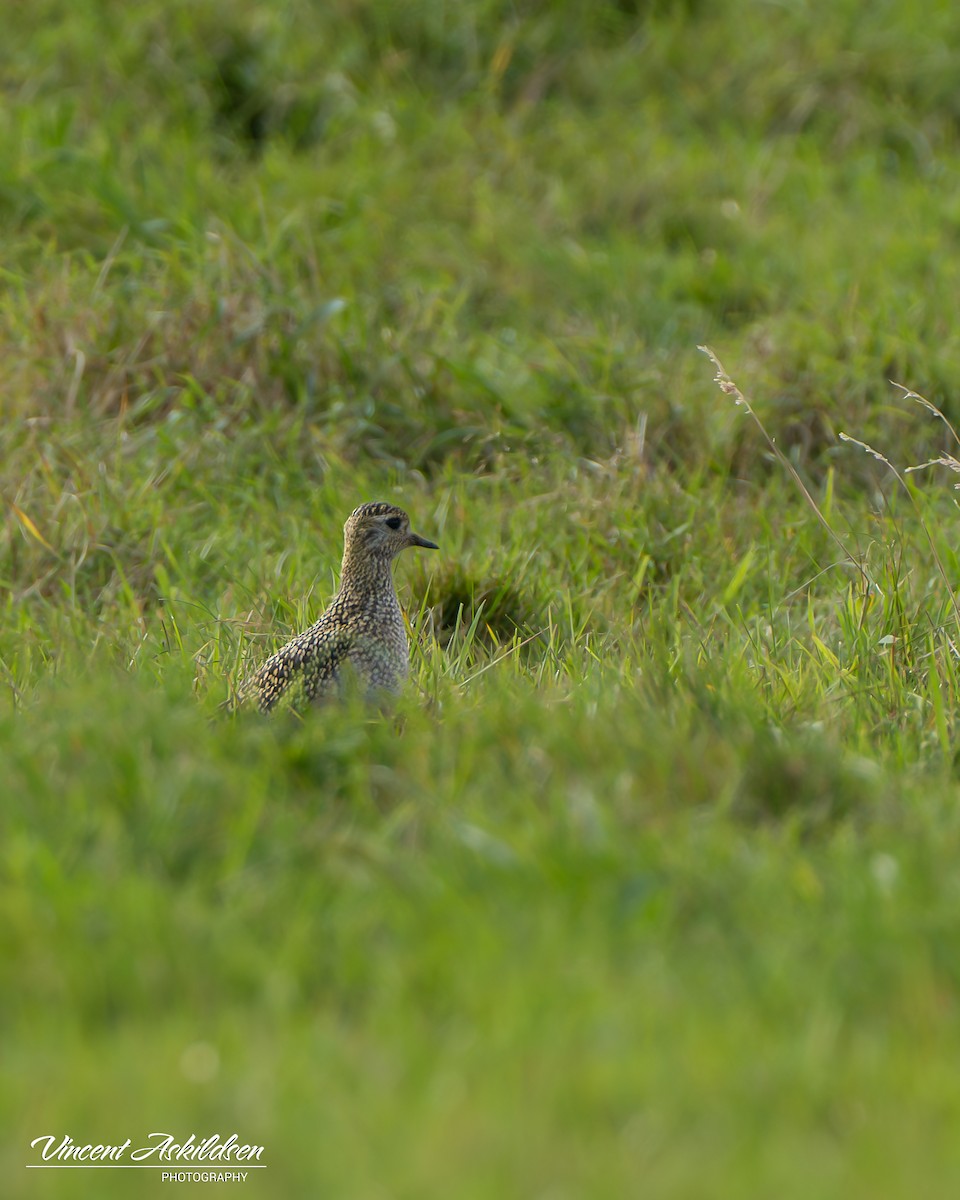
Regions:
[[7, 1, 960, 1197]]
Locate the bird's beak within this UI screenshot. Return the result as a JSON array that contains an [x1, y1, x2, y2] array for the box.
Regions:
[[408, 531, 439, 550]]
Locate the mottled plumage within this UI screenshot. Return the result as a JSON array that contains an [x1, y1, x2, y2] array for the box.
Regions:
[[253, 502, 438, 712]]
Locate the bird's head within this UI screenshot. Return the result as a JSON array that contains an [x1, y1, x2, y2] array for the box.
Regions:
[[343, 502, 439, 561]]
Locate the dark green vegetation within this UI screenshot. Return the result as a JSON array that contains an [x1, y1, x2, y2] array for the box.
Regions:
[[6, 2, 960, 1196]]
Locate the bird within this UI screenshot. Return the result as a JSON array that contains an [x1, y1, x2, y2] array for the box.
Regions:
[[252, 502, 439, 712]]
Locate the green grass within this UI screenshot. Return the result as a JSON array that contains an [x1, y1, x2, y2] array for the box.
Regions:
[[7, 2, 960, 1196]]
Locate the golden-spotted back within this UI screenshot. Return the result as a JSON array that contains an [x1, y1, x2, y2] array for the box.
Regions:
[[253, 503, 438, 712]]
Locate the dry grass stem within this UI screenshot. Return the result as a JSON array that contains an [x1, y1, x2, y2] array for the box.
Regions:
[[700, 345, 878, 596]]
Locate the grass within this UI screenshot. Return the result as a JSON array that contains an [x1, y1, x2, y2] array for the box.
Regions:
[[7, 1, 960, 1196]]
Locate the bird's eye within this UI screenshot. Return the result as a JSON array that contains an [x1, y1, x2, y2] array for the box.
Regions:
[[385, 516, 402, 530]]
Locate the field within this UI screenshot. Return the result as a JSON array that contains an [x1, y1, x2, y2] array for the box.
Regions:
[[6, 2, 960, 1196]]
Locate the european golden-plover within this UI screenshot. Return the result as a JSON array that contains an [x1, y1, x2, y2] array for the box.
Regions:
[[253, 502, 438, 712]]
